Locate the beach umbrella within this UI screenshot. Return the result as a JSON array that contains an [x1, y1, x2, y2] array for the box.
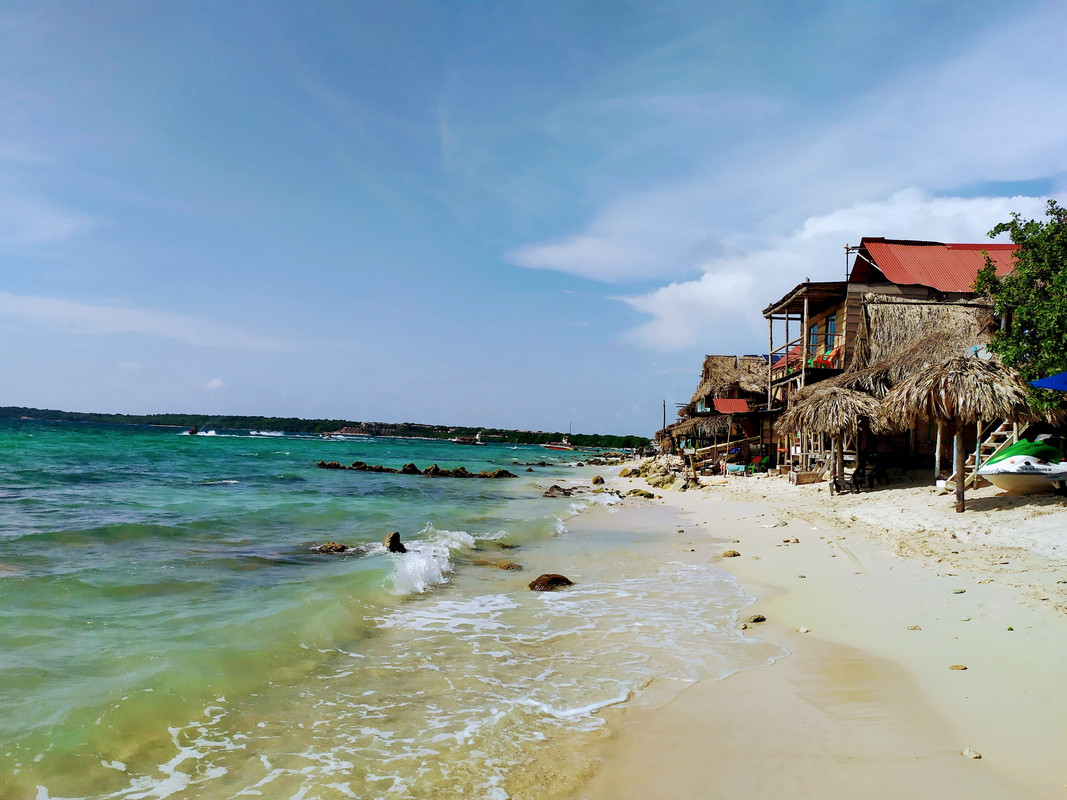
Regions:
[[1030, 370, 1067, 392], [774, 386, 881, 484], [880, 356, 1033, 512]]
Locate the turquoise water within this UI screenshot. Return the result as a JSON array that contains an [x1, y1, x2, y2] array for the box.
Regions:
[[0, 420, 781, 799]]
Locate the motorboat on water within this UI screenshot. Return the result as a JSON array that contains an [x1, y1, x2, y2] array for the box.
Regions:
[[540, 436, 576, 451], [975, 436, 1067, 494]]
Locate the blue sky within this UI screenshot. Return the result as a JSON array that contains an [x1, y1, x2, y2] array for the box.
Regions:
[[1, 1, 1064, 435]]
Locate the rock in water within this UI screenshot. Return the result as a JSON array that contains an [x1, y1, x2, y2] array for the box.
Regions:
[[315, 542, 348, 554], [528, 574, 574, 591], [544, 485, 573, 498], [383, 531, 407, 553], [592, 475, 605, 485], [400, 462, 420, 475]]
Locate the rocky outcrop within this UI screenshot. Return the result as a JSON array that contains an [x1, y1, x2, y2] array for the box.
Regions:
[[316, 461, 517, 479], [528, 573, 574, 591], [383, 532, 407, 553], [626, 488, 655, 499], [314, 541, 348, 553], [543, 485, 574, 498]]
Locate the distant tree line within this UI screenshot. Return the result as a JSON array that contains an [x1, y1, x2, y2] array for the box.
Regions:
[[0, 407, 649, 449]]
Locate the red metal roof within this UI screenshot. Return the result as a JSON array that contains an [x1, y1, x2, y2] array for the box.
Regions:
[[712, 398, 749, 414], [856, 238, 1018, 293]]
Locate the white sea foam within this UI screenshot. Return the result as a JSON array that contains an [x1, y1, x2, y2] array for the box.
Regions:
[[387, 523, 475, 595]]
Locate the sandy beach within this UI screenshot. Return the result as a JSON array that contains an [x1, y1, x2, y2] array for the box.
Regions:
[[571, 466, 1067, 799]]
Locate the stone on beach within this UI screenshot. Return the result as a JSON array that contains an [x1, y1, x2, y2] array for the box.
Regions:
[[383, 531, 407, 553], [962, 747, 982, 759], [747, 614, 766, 623], [544, 485, 574, 498], [528, 573, 574, 591], [592, 475, 605, 485], [722, 550, 741, 558]]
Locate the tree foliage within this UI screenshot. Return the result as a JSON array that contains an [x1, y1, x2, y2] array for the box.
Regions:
[[973, 199, 1067, 410]]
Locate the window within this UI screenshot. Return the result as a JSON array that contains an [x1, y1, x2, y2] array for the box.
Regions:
[[826, 315, 837, 348], [808, 324, 818, 350]]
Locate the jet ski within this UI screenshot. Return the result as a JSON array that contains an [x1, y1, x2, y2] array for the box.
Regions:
[[975, 436, 1067, 494]]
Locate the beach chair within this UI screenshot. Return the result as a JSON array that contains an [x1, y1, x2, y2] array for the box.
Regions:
[[746, 455, 770, 475], [813, 346, 842, 369]]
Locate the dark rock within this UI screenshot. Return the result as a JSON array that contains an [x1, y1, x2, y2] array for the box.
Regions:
[[315, 541, 348, 553], [451, 466, 472, 478], [383, 531, 407, 553], [400, 462, 420, 475], [526, 467, 534, 472], [544, 485, 573, 498], [528, 573, 574, 591], [424, 464, 444, 477], [351, 461, 367, 470], [626, 488, 654, 499], [747, 614, 766, 623], [722, 550, 741, 558], [591, 475, 605, 485]]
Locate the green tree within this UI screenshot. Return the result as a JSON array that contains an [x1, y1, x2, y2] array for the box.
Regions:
[[973, 199, 1067, 410]]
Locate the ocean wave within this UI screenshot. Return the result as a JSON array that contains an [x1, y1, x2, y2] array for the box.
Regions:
[[386, 523, 476, 595]]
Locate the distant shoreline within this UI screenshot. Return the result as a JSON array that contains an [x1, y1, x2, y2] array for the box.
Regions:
[[0, 406, 649, 449]]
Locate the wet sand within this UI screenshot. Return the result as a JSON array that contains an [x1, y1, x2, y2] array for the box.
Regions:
[[570, 469, 1067, 799]]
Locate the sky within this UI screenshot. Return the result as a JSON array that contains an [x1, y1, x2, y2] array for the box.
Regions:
[[1, 1, 1065, 436]]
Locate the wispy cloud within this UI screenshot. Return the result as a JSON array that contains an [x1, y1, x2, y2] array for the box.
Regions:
[[204, 378, 224, 390], [619, 191, 1051, 350], [0, 292, 298, 352], [506, 4, 1067, 290], [0, 191, 96, 246]]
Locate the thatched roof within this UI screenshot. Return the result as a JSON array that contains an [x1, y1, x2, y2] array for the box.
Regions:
[[789, 294, 996, 402], [670, 415, 731, 437], [855, 294, 993, 372], [880, 356, 1034, 432], [688, 355, 768, 406], [774, 386, 882, 437]]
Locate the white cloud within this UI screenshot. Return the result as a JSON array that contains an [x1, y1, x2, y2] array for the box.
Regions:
[[204, 378, 224, 390], [0, 292, 298, 352], [506, 4, 1067, 288], [620, 190, 1051, 351], [0, 191, 96, 246]]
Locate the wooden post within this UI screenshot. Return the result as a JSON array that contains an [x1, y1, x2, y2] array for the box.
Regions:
[[767, 316, 773, 411], [801, 293, 810, 388], [835, 435, 844, 483], [934, 423, 942, 478], [954, 429, 966, 513]]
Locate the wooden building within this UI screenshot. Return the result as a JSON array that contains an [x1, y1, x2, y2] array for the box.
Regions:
[[764, 237, 1018, 475]]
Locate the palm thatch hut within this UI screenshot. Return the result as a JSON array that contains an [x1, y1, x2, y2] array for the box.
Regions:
[[775, 386, 881, 485], [880, 356, 1034, 512]]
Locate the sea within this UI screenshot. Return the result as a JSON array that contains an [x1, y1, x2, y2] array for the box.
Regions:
[[0, 419, 784, 800]]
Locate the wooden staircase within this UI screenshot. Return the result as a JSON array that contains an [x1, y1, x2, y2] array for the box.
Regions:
[[941, 420, 1030, 492]]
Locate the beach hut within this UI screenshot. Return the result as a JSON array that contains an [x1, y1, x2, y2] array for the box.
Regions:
[[880, 356, 1033, 512], [775, 386, 881, 488]]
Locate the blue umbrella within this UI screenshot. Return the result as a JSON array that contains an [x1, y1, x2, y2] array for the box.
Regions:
[[1029, 371, 1067, 392]]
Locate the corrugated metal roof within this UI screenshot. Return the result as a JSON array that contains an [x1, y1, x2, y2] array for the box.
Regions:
[[712, 398, 749, 414], [859, 239, 1017, 293]]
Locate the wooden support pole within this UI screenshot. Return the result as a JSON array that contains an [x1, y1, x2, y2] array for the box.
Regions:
[[955, 429, 966, 513], [801, 293, 810, 388], [934, 423, 942, 478], [767, 316, 773, 411]]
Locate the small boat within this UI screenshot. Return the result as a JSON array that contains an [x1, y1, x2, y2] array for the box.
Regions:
[[540, 436, 575, 451], [188, 426, 199, 436], [975, 437, 1067, 494], [451, 434, 485, 446]]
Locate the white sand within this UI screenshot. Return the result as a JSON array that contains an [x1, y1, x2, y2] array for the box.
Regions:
[[570, 468, 1067, 799]]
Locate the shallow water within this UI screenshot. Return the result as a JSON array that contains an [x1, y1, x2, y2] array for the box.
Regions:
[[0, 420, 782, 799]]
